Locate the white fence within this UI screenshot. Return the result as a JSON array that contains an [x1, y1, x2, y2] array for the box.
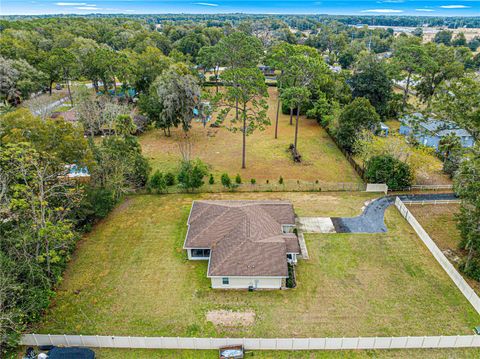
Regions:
[[395, 197, 480, 314], [366, 183, 388, 194], [402, 199, 461, 205], [19, 334, 480, 350], [407, 184, 453, 191]]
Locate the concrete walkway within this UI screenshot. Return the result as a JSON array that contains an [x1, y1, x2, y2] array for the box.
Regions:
[[297, 217, 336, 233]]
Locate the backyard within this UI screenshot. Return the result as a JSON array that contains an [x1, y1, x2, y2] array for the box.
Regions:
[[140, 87, 362, 184], [37, 192, 479, 340]]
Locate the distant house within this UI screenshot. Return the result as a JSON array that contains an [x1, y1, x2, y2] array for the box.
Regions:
[[258, 65, 275, 77], [183, 200, 300, 290], [328, 64, 342, 73], [399, 113, 474, 150]]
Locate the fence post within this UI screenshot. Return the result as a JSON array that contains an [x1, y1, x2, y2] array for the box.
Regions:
[[64, 334, 69, 346], [48, 334, 53, 346], [32, 334, 39, 346], [96, 335, 100, 348], [80, 335, 84, 347]]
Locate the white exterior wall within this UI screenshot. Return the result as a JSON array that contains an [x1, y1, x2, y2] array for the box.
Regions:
[[186, 249, 209, 260], [210, 276, 283, 289]]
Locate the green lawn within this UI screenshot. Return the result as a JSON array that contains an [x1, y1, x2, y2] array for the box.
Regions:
[[140, 87, 362, 184], [93, 348, 480, 358], [37, 192, 479, 340]]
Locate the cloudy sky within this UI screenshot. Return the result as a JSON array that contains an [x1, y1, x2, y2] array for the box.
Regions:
[[1, 0, 479, 16]]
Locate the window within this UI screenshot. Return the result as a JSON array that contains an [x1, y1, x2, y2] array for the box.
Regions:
[[222, 277, 229, 285], [282, 225, 295, 234], [287, 254, 293, 260], [191, 249, 210, 258]]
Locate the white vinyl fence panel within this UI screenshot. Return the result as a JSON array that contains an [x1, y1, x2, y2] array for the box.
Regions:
[[366, 183, 388, 194], [395, 197, 480, 314], [20, 334, 480, 350]]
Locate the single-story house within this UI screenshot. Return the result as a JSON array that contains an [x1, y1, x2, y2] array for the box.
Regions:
[[258, 65, 276, 77], [399, 113, 475, 150], [183, 200, 300, 290]]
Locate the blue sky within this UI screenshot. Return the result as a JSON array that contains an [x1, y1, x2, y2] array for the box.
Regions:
[[1, 0, 479, 16]]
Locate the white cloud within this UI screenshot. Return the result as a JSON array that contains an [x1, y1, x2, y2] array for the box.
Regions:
[[440, 5, 470, 8], [56, 2, 87, 5], [192, 2, 219, 6], [361, 9, 404, 13], [416, 8, 435, 12], [377, 0, 405, 3]]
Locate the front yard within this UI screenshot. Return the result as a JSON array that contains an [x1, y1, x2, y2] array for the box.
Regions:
[[37, 193, 479, 339]]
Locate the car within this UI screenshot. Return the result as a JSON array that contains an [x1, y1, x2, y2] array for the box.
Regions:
[[47, 347, 95, 359]]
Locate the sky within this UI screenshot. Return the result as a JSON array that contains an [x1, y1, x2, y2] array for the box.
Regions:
[[1, 0, 479, 16]]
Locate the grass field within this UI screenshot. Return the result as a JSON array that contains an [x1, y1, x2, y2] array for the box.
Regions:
[[37, 192, 479, 340], [92, 347, 480, 358], [408, 204, 480, 295], [140, 87, 362, 184]]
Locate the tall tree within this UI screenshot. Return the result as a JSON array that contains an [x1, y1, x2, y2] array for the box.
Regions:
[[154, 65, 200, 135], [350, 54, 392, 118], [392, 37, 426, 109], [216, 67, 269, 169], [281, 86, 311, 150], [417, 43, 464, 105]]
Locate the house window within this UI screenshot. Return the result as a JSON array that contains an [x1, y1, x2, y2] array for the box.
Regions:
[[191, 249, 210, 258], [222, 277, 229, 285], [282, 225, 295, 234]]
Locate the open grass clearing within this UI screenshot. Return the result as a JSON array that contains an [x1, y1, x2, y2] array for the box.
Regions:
[[140, 87, 362, 184], [36, 192, 479, 339], [408, 204, 480, 295]]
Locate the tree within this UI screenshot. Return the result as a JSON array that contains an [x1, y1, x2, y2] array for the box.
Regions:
[[454, 146, 480, 278], [434, 30, 453, 46], [452, 32, 467, 47], [51, 48, 77, 106], [281, 86, 311, 150], [412, 27, 423, 38], [177, 159, 207, 192], [337, 97, 380, 153], [197, 45, 222, 93], [432, 76, 480, 141], [153, 66, 200, 135], [392, 36, 427, 109], [438, 133, 462, 162], [129, 46, 172, 93], [149, 170, 166, 193], [364, 155, 413, 190], [417, 43, 464, 104], [349, 54, 392, 118], [216, 67, 269, 169], [216, 32, 263, 69]]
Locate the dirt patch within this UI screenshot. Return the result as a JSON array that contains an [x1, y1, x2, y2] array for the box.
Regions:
[[206, 310, 255, 327]]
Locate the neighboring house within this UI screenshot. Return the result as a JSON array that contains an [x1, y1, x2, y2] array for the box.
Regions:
[[183, 200, 300, 290], [400, 113, 475, 150], [328, 64, 342, 73], [258, 65, 276, 77]]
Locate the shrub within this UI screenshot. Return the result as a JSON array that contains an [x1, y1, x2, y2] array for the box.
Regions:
[[279, 176, 284, 185], [208, 174, 215, 185], [221, 173, 232, 188], [149, 170, 166, 193], [266, 179, 269, 184], [177, 159, 208, 192], [75, 187, 118, 230], [235, 173, 242, 184], [250, 178, 256, 185], [364, 155, 413, 190], [165, 172, 176, 186]]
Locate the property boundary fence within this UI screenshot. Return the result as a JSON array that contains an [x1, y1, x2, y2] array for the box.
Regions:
[[395, 184, 454, 192], [402, 199, 461, 205], [324, 127, 365, 181], [20, 334, 480, 350], [163, 181, 366, 194], [395, 197, 480, 314]]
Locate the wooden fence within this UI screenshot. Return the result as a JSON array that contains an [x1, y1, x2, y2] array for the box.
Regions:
[[20, 334, 480, 350]]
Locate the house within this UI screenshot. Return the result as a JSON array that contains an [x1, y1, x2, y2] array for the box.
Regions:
[[399, 113, 475, 150], [258, 65, 276, 77], [183, 200, 300, 290]]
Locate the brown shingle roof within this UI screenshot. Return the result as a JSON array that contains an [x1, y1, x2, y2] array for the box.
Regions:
[[184, 200, 298, 277]]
